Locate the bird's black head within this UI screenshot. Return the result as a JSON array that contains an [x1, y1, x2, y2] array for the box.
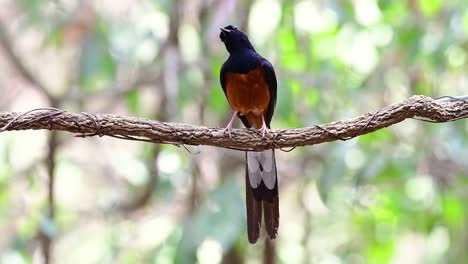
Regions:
[[219, 25, 256, 54]]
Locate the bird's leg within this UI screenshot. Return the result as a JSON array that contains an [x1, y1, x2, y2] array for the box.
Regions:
[[260, 114, 269, 137], [224, 111, 238, 138]]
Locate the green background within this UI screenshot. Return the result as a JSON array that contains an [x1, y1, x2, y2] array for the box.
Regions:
[[0, 0, 467, 263]]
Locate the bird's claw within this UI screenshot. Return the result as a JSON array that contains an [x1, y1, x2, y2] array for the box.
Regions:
[[224, 111, 238, 139], [224, 126, 233, 138], [259, 124, 269, 138]]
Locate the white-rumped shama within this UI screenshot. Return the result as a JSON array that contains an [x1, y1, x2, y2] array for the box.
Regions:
[[219, 25, 278, 244]]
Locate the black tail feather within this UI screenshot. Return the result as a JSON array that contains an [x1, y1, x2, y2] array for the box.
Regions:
[[245, 167, 262, 243], [245, 151, 279, 243], [262, 183, 279, 239]]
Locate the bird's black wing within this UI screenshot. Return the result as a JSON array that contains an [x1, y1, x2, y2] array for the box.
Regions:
[[220, 62, 228, 97], [261, 58, 277, 128]]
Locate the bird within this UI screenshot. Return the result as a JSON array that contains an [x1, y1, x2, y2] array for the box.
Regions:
[[219, 25, 279, 244]]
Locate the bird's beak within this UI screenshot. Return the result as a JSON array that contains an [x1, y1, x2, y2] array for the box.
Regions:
[[220, 27, 231, 33]]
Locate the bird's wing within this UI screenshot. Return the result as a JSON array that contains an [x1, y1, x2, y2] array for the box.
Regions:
[[261, 59, 277, 128], [220, 62, 228, 96]]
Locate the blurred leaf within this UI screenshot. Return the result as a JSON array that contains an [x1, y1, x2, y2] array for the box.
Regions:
[[0, 181, 10, 221], [209, 85, 228, 115], [359, 129, 393, 147], [398, 26, 424, 63], [154, 178, 176, 201], [44, 24, 64, 48], [275, 80, 299, 127], [464, 9, 468, 31], [306, 87, 320, 107], [2, 0, 468, 261], [79, 24, 116, 91], [209, 61, 227, 113], [148, 228, 181, 264], [381, 2, 409, 25], [373, 161, 411, 183], [441, 194, 464, 226], [179, 68, 204, 106], [19, 0, 42, 25], [120, 251, 144, 264], [368, 242, 393, 263], [175, 179, 244, 263], [288, 80, 301, 96], [278, 30, 306, 71], [419, 0, 442, 16], [412, 75, 431, 94], [354, 155, 386, 185], [317, 147, 347, 202], [126, 90, 140, 114]]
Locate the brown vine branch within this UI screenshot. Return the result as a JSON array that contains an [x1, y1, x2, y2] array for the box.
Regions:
[[0, 95, 467, 151]]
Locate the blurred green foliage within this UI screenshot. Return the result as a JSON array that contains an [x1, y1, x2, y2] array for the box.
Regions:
[[0, 0, 467, 263]]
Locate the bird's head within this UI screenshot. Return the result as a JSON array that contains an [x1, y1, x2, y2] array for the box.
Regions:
[[219, 25, 255, 54]]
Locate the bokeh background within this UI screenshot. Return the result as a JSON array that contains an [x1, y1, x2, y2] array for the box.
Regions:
[[0, 0, 467, 263]]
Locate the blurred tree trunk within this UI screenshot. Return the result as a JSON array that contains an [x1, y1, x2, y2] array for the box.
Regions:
[[264, 239, 277, 264], [222, 246, 244, 264]]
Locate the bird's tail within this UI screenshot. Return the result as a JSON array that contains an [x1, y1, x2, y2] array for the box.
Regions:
[[245, 149, 279, 244]]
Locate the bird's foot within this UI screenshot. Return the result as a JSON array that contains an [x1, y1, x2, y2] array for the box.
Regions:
[[258, 114, 270, 138], [224, 124, 233, 138], [224, 111, 238, 138], [259, 122, 269, 138]]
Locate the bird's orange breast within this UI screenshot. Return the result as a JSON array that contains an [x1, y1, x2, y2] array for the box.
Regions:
[[225, 66, 270, 128]]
